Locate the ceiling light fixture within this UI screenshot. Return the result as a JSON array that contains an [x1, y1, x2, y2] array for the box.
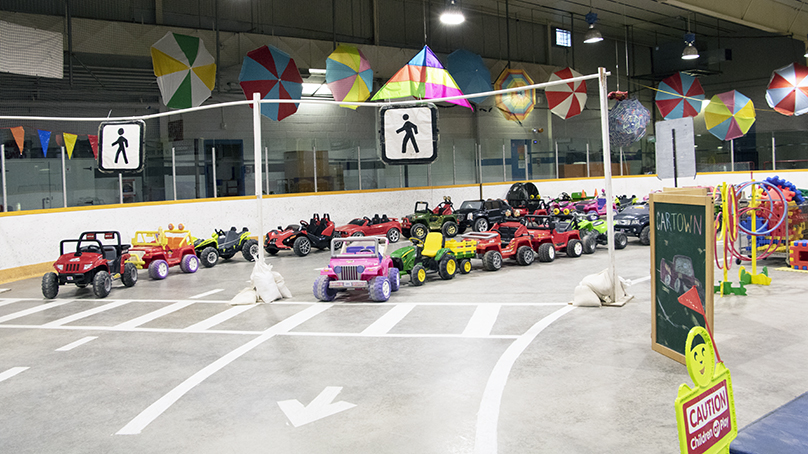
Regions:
[[682, 16, 699, 60], [583, 1, 603, 44], [440, 0, 465, 25]]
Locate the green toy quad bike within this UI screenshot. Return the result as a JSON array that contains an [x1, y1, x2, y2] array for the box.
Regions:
[[569, 212, 628, 250], [390, 232, 473, 285], [193, 226, 260, 267]]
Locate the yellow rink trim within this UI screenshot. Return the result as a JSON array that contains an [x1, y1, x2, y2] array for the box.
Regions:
[[0, 261, 54, 285], [775, 267, 808, 273]]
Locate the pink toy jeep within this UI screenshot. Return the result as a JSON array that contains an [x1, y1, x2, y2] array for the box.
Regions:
[[313, 236, 400, 302]]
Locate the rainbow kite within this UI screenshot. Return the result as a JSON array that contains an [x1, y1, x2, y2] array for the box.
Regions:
[[371, 45, 471, 109]]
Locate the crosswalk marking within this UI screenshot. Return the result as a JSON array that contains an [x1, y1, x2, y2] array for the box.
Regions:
[[189, 289, 225, 299], [55, 336, 98, 351], [183, 305, 255, 331], [360, 304, 415, 336], [114, 301, 196, 329], [42, 300, 133, 327], [463, 304, 502, 337], [0, 367, 29, 383], [0, 300, 75, 324], [0, 298, 21, 307]]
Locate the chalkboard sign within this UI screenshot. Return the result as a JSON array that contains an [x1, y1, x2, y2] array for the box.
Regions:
[[650, 190, 714, 364]]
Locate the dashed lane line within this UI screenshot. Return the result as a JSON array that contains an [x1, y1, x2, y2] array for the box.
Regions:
[[360, 304, 415, 336], [55, 336, 98, 351], [189, 289, 225, 299], [0, 300, 76, 324], [113, 300, 196, 329], [183, 305, 255, 331], [463, 304, 502, 337], [0, 367, 29, 383], [42, 300, 132, 327]]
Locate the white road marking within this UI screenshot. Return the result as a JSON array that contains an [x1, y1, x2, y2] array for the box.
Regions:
[[113, 301, 196, 329], [0, 367, 29, 383], [474, 305, 576, 454], [116, 304, 332, 435], [626, 275, 651, 286], [183, 305, 255, 331], [42, 300, 132, 327], [189, 289, 225, 299], [0, 298, 21, 307], [0, 288, 10, 294], [278, 386, 356, 427], [463, 304, 502, 337], [360, 304, 415, 336], [55, 336, 98, 351], [0, 300, 75, 324]]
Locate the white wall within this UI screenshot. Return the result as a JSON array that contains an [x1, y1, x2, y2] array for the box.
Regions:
[[3, 170, 807, 272]]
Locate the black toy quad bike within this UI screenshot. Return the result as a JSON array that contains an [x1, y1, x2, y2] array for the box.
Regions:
[[194, 227, 260, 267], [43, 231, 138, 299]]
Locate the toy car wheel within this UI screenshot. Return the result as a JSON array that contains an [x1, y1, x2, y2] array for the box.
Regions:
[[388, 267, 401, 291], [566, 239, 583, 257], [582, 234, 597, 254], [640, 225, 651, 245], [410, 264, 427, 286], [411, 223, 428, 240], [122, 262, 138, 287], [93, 271, 112, 298], [313, 276, 336, 302], [537, 243, 555, 262], [442, 221, 459, 238], [615, 232, 628, 250], [148, 259, 170, 280], [483, 250, 502, 271], [386, 228, 401, 243], [242, 239, 259, 261], [473, 217, 489, 232], [369, 276, 392, 302], [42, 272, 59, 299], [293, 236, 312, 257], [438, 255, 457, 280], [180, 255, 200, 273], [459, 258, 472, 274], [516, 245, 535, 266], [200, 247, 219, 267]]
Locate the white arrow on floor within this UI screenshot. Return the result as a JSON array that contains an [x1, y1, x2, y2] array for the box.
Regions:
[[277, 386, 356, 427]]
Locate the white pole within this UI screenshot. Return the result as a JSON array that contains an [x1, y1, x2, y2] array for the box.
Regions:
[[730, 139, 735, 172], [502, 143, 507, 182], [252, 92, 265, 262], [357, 146, 362, 190], [400, 166, 403, 188], [772, 135, 776, 171], [586, 142, 590, 178], [524, 142, 529, 181], [428, 162, 432, 186], [554, 140, 559, 179], [212, 146, 217, 198], [452, 142, 457, 184], [620, 146, 624, 176], [61, 146, 68, 208], [312, 144, 318, 193], [118, 173, 123, 204], [2, 144, 7, 211], [598, 67, 617, 303], [172, 147, 177, 200], [265, 146, 269, 195]]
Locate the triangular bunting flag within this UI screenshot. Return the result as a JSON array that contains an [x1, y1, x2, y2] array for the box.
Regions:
[[64, 133, 78, 159], [38, 130, 52, 157], [88, 135, 99, 159], [10, 126, 24, 155]]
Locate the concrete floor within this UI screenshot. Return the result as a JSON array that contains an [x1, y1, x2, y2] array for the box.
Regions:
[[0, 238, 806, 453]]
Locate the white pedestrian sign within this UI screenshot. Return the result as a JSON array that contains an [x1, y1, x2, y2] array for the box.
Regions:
[[98, 121, 145, 173], [379, 104, 438, 165]]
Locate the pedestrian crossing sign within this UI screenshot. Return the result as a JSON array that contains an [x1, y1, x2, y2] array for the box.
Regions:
[[379, 104, 438, 165], [98, 120, 145, 173]]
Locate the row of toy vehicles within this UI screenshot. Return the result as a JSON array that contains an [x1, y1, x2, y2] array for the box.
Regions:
[[43, 224, 260, 299]]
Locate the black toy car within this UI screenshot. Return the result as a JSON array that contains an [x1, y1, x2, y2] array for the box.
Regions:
[[455, 198, 513, 232], [614, 202, 651, 245]]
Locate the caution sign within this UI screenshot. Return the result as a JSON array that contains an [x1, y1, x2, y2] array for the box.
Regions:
[[98, 120, 145, 173], [379, 104, 438, 165], [675, 326, 737, 454]]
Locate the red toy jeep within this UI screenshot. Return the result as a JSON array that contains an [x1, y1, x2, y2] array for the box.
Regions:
[[521, 215, 589, 262], [462, 220, 537, 271], [42, 231, 138, 299]]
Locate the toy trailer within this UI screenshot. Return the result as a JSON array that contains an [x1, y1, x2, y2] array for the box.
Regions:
[[443, 237, 477, 274], [128, 224, 199, 280]]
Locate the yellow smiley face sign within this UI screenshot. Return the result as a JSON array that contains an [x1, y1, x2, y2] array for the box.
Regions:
[[675, 326, 737, 454]]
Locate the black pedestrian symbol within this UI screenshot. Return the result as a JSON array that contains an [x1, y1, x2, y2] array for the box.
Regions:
[[112, 128, 129, 164], [396, 114, 420, 154]]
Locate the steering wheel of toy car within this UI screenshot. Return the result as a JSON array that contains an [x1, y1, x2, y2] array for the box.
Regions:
[[216, 229, 225, 236], [410, 238, 424, 246], [363, 216, 371, 222], [81, 245, 101, 254], [300, 220, 309, 228], [359, 248, 374, 253]]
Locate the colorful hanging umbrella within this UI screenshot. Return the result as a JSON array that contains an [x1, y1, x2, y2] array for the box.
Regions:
[[150, 32, 216, 109], [326, 44, 373, 110], [447, 49, 492, 104], [704, 90, 756, 141], [608, 98, 650, 147], [545, 67, 587, 120], [655, 72, 704, 120], [765, 62, 808, 116], [371, 45, 471, 109], [494, 69, 535, 121], [239, 45, 303, 121]]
